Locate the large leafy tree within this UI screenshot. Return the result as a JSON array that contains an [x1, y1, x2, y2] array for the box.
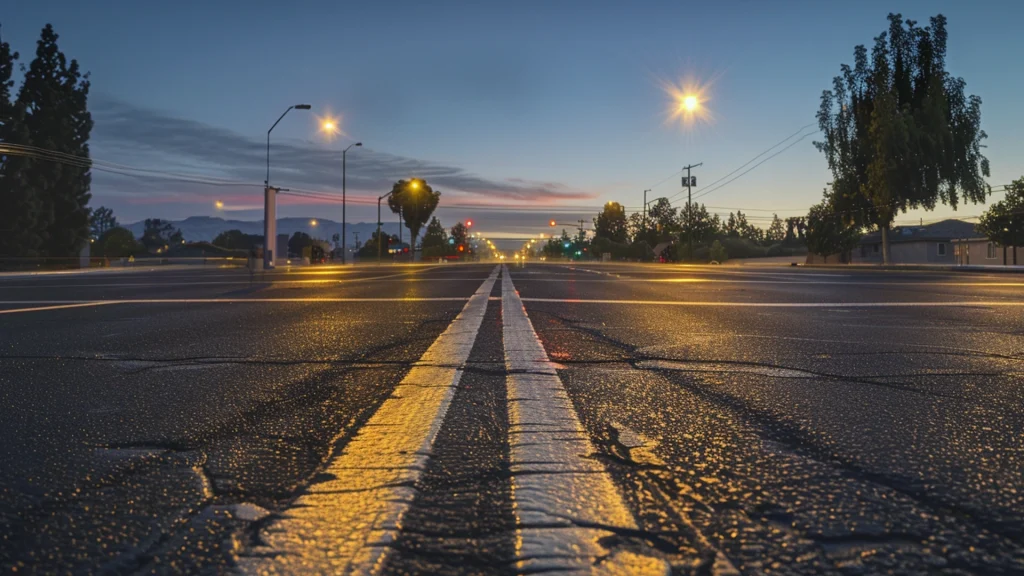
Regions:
[[594, 201, 627, 243], [16, 24, 93, 257], [387, 178, 440, 258], [815, 13, 989, 264], [977, 178, 1024, 265], [805, 194, 863, 259]]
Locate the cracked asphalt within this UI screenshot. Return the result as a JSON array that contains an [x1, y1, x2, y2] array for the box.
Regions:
[[1, 261, 1022, 574]]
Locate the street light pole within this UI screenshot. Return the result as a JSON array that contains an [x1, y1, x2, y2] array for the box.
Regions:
[[377, 190, 393, 266], [264, 104, 311, 268], [341, 142, 362, 265]]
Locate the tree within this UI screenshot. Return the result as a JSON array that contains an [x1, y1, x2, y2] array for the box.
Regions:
[[805, 196, 862, 260], [450, 221, 469, 247], [98, 226, 139, 259], [0, 28, 42, 257], [358, 230, 399, 258], [765, 214, 786, 243], [709, 240, 728, 263], [140, 219, 181, 251], [89, 206, 117, 238], [594, 202, 627, 243], [784, 217, 807, 244], [212, 229, 262, 250], [679, 202, 721, 245], [815, 13, 989, 264], [647, 198, 679, 239], [287, 231, 313, 256], [977, 177, 1024, 265], [627, 212, 657, 246], [421, 216, 448, 249], [387, 179, 440, 258], [16, 24, 93, 257]]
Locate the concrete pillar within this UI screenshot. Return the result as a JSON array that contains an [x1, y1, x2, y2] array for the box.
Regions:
[[264, 186, 277, 268]]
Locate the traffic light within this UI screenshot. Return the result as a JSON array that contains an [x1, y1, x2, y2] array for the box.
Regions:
[[457, 244, 465, 252], [448, 237, 455, 245], [466, 220, 473, 228]]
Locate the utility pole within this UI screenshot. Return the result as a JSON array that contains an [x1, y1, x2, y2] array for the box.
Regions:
[[682, 162, 702, 260], [577, 219, 586, 241], [643, 189, 651, 230]]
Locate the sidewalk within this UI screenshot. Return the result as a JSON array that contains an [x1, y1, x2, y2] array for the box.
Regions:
[[801, 263, 1024, 274]]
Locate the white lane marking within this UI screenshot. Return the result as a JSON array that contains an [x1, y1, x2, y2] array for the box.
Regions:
[[501, 267, 670, 574], [0, 276, 507, 288], [0, 302, 117, 315], [0, 298, 470, 305], [509, 278, 1024, 286], [238, 265, 499, 575], [519, 298, 1024, 307]]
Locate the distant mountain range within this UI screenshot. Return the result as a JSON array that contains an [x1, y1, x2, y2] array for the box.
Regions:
[[125, 216, 402, 244]]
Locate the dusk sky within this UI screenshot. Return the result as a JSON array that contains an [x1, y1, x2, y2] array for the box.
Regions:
[[3, 0, 1022, 239]]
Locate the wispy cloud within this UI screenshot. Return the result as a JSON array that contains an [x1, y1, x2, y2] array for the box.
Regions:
[[90, 95, 594, 204]]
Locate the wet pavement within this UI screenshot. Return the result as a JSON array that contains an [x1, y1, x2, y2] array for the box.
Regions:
[[0, 262, 1022, 574]]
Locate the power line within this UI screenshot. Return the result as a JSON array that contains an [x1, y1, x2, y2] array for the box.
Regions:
[[663, 120, 815, 201], [685, 130, 818, 204]]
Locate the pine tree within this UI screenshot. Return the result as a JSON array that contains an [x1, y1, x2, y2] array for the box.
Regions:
[[0, 26, 43, 257], [16, 24, 93, 257]]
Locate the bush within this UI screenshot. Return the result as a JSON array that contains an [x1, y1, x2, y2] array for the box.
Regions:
[[100, 227, 141, 258], [709, 240, 728, 263], [628, 240, 655, 262]]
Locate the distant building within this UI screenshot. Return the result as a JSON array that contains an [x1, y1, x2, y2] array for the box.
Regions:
[[809, 219, 1021, 266]]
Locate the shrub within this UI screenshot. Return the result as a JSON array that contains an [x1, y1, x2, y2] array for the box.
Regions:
[[709, 240, 728, 263]]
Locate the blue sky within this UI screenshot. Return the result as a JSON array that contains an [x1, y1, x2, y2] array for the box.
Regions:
[[3, 0, 1022, 238]]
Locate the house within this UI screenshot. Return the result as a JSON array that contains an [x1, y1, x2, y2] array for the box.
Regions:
[[807, 218, 1021, 266], [852, 219, 975, 265], [952, 232, 1022, 266]]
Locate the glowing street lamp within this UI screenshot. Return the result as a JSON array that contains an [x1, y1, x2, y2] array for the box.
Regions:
[[214, 200, 224, 210]]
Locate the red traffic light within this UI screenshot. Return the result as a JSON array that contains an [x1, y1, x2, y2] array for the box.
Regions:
[[457, 244, 465, 252], [549, 219, 556, 227], [466, 220, 473, 228]]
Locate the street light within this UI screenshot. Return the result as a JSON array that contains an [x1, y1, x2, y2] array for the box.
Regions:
[[264, 103, 311, 268], [341, 142, 362, 265], [266, 104, 311, 189]]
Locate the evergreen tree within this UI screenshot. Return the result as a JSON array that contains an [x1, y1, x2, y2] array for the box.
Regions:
[[765, 214, 786, 243], [16, 24, 93, 257], [421, 216, 447, 249], [0, 27, 42, 257]]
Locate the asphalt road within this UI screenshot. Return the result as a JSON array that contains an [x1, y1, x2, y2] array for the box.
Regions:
[[1, 262, 1022, 574]]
